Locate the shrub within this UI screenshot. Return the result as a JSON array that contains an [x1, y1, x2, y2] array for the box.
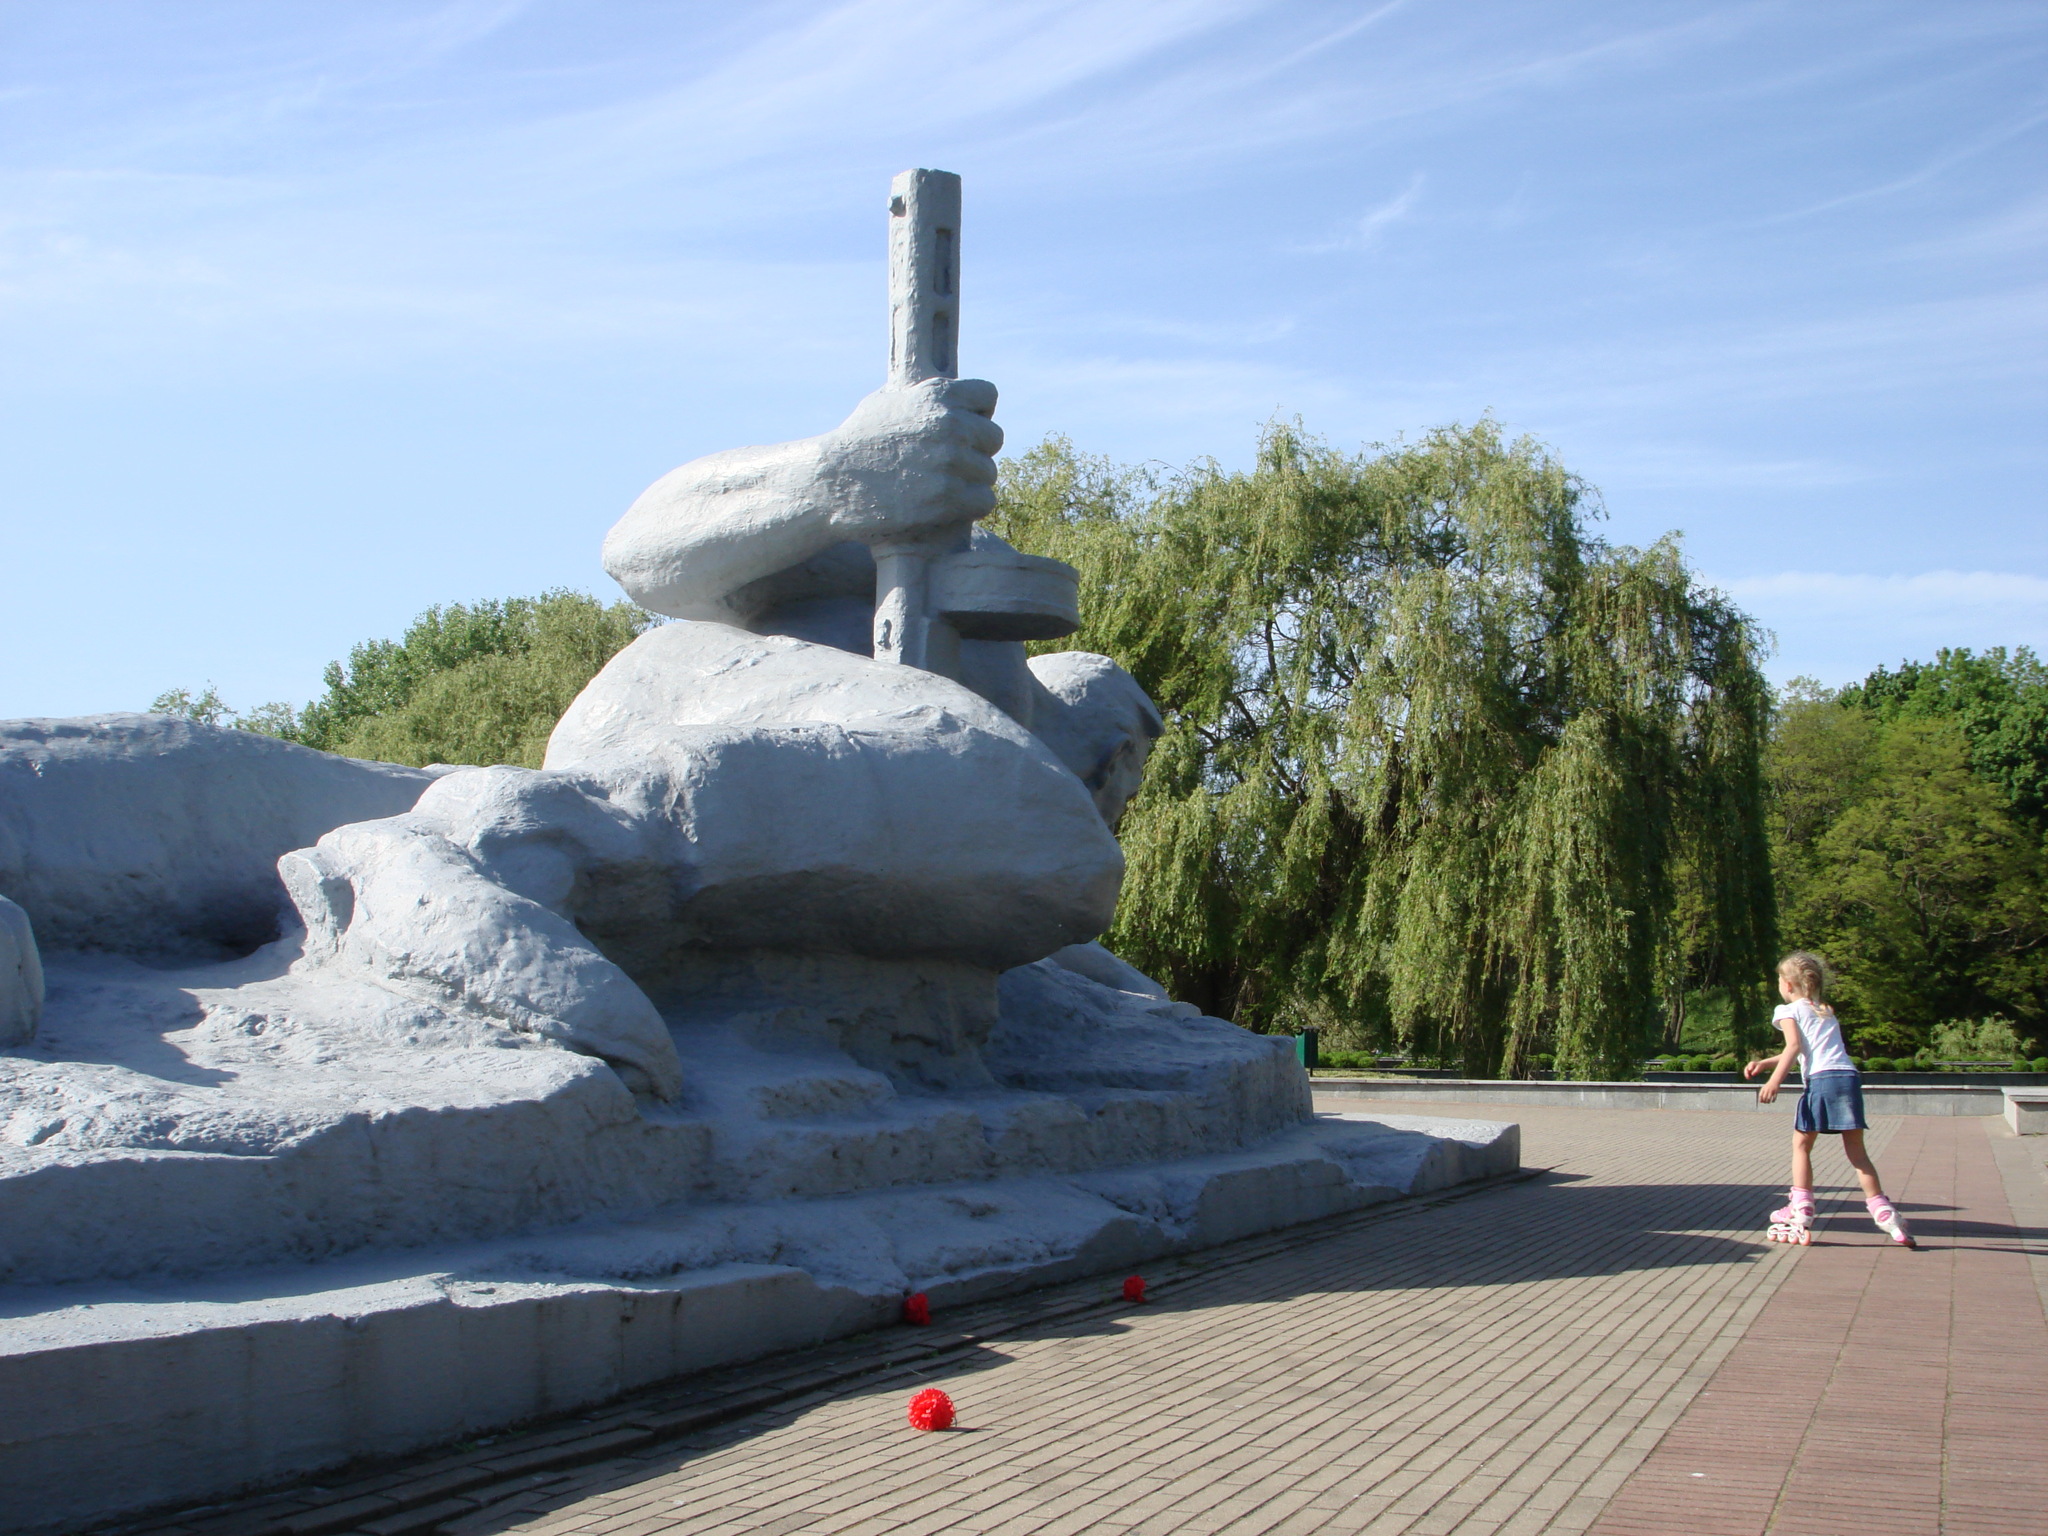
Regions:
[[1711, 1055, 1737, 1073], [2033, 1057, 2048, 1072], [1930, 1016, 2028, 1066], [1863, 1057, 1892, 1073], [1850, 1021, 1923, 1059]]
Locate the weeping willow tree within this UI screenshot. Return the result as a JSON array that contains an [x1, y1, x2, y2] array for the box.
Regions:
[[990, 421, 1776, 1079]]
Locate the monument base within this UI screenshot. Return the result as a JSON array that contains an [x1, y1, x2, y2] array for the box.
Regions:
[[0, 1111, 1513, 1535]]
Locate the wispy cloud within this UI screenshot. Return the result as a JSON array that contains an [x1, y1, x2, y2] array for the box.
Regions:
[[1715, 571, 2048, 683], [1295, 174, 1425, 254], [1900, 186, 2048, 262], [0, 0, 1754, 380], [1752, 103, 2048, 229], [3, 1, 2045, 716], [1438, 284, 2048, 426], [1721, 570, 2048, 610], [1576, 444, 1872, 493]]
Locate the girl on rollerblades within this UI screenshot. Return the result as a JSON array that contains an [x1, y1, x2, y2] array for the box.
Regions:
[[1742, 952, 1913, 1248]]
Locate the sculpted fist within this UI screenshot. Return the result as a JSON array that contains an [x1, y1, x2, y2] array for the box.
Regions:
[[602, 377, 1003, 623], [818, 377, 1003, 543]]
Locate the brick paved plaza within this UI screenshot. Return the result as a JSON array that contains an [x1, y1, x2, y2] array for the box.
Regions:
[[143, 1103, 2048, 1536]]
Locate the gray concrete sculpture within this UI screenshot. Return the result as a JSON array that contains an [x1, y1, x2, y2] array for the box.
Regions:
[[0, 170, 1514, 1534], [0, 897, 39, 1048]]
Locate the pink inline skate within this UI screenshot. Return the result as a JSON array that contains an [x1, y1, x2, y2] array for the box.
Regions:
[[1866, 1194, 1915, 1248], [1765, 1188, 1815, 1245]]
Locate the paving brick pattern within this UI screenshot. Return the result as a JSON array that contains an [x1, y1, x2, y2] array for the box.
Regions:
[[129, 1103, 2047, 1536], [421, 1107, 1861, 1535], [1588, 1116, 2048, 1536]]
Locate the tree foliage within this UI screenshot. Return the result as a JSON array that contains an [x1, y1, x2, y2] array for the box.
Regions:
[[1838, 647, 2048, 823], [153, 591, 654, 769], [991, 422, 1776, 1078], [294, 590, 655, 768], [148, 683, 297, 738], [1770, 669, 2048, 1053]]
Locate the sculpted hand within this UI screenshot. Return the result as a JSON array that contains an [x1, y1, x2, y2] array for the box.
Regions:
[[602, 375, 1002, 621], [817, 377, 1003, 543]]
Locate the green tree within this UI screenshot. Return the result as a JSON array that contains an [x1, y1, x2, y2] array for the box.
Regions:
[[149, 683, 297, 737], [991, 422, 1776, 1078], [149, 684, 233, 728], [292, 590, 656, 768], [1767, 680, 1879, 936], [1776, 710, 2047, 1048], [153, 592, 653, 766], [1840, 647, 2048, 822]]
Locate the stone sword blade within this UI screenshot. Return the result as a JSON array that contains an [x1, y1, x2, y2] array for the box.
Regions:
[[872, 168, 964, 672]]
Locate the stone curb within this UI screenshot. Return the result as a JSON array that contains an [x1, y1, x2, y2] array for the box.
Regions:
[[101, 1168, 1545, 1536], [1311, 1077, 2006, 1115]]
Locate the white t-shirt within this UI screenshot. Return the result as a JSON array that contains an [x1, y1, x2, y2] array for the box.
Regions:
[[1774, 999, 1855, 1078]]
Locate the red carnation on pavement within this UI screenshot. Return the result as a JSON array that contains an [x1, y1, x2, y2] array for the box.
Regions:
[[907, 1387, 955, 1431], [902, 1292, 931, 1326], [1122, 1275, 1147, 1303]]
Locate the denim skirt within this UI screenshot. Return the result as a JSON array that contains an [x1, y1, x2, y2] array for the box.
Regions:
[[1795, 1069, 1867, 1133]]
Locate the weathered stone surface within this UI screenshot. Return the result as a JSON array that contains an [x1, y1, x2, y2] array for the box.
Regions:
[[0, 1110, 1517, 1535], [0, 715, 442, 957], [546, 621, 1125, 968], [0, 899, 38, 1048], [0, 951, 1309, 1290]]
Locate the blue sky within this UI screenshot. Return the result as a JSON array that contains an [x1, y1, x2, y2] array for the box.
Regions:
[[2, 0, 2043, 718]]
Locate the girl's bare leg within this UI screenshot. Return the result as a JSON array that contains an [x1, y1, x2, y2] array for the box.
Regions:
[[1791, 1129, 1817, 1190], [1840, 1129, 1884, 1198]]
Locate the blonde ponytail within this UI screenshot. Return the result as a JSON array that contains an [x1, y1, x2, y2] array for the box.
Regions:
[[1778, 952, 1835, 1014]]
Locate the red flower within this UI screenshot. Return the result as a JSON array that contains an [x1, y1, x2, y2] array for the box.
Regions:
[[1122, 1275, 1147, 1303], [902, 1292, 931, 1326], [907, 1387, 955, 1431]]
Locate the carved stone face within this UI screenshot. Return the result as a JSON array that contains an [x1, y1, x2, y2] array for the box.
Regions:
[[1021, 650, 1164, 832], [1087, 732, 1153, 830]]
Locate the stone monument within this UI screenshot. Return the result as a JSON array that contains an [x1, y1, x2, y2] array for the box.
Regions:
[[0, 171, 1515, 1534]]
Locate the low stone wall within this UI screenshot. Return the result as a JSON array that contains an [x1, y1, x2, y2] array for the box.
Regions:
[[1640, 1070, 2048, 1088], [0, 1113, 1515, 1535], [2005, 1090, 2048, 1135], [1311, 1077, 2005, 1116]]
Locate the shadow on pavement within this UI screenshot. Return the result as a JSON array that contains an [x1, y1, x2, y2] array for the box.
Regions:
[[182, 1168, 2048, 1536]]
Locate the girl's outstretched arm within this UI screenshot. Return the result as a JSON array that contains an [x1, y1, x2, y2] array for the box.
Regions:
[[1744, 1016, 1801, 1103]]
